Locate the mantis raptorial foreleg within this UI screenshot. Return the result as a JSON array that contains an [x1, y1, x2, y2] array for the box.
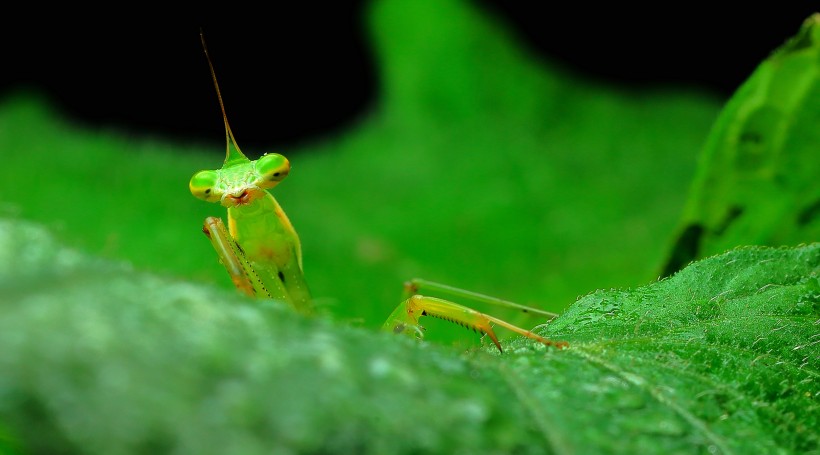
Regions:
[[201, 216, 285, 300]]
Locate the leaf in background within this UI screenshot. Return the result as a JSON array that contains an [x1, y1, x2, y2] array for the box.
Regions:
[[0, 219, 817, 454], [662, 13, 820, 275]]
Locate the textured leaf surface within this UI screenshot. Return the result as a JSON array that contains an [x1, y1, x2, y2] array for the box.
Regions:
[[0, 219, 817, 454]]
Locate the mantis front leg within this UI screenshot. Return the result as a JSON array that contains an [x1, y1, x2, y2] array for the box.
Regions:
[[201, 216, 288, 300]]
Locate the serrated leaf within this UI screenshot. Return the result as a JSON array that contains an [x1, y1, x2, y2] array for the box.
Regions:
[[0, 220, 817, 454]]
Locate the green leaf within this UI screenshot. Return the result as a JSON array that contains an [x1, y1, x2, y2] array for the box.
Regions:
[[0, 4, 817, 453], [0, 220, 817, 454], [662, 13, 820, 275]]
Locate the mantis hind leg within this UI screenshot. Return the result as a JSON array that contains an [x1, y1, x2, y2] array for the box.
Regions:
[[382, 279, 568, 353]]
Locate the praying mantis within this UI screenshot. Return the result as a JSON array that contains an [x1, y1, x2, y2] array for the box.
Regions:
[[189, 34, 568, 352]]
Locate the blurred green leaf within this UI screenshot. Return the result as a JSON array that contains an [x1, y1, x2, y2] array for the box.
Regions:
[[0, 219, 816, 454]]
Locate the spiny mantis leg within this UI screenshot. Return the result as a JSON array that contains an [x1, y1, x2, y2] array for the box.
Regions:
[[201, 216, 285, 299], [383, 278, 568, 352]]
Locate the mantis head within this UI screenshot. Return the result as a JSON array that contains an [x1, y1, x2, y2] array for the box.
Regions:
[[189, 151, 290, 207], [189, 30, 291, 208]]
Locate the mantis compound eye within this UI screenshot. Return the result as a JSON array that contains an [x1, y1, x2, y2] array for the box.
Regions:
[[255, 153, 290, 189], [189, 170, 221, 202]]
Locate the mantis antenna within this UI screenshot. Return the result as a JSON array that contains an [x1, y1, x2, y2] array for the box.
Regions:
[[199, 30, 249, 166]]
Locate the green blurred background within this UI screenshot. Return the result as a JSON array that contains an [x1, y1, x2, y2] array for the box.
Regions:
[[0, 0, 816, 345]]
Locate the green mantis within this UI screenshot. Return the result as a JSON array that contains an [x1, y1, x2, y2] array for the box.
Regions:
[[189, 34, 567, 352]]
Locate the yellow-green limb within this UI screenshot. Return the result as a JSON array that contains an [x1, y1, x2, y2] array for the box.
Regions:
[[202, 216, 282, 299], [383, 294, 568, 353]]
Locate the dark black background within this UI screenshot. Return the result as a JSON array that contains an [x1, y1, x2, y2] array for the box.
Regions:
[[1, 2, 815, 150]]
